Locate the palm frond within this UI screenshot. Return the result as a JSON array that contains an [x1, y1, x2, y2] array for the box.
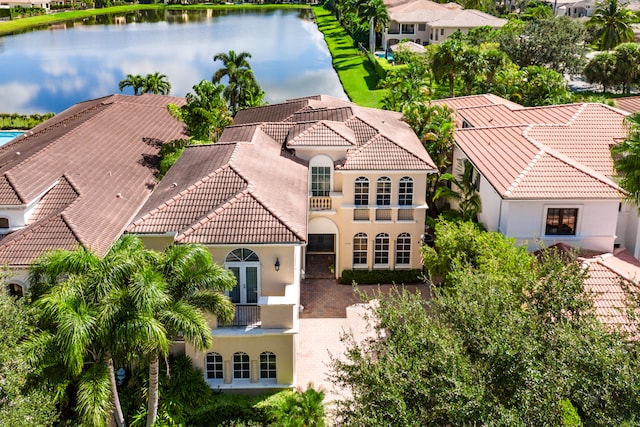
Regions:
[[76, 362, 113, 427]]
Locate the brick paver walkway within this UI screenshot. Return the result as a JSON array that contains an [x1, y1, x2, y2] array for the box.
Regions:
[[297, 279, 430, 415]]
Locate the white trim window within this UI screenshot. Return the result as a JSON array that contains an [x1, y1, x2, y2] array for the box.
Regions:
[[354, 176, 369, 206], [260, 351, 277, 381], [353, 233, 368, 267], [395, 233, 411, 266], [545, 208, 578, 236], [376, 177, 391, 206], [205, 352, 224, 380], [233, 352, 250, 379], [374, 233, 390, 266], [311, 166, 331, 196], [398, 177, 413, 206]]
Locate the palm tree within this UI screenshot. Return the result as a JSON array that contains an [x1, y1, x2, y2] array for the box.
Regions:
[[356, 0, 389, 54], [212, 50, 264, 114], [142, 72, 171, 95], [588, 0, 635, 51], [434, 159, 482, 221], [431, 37, 466, 98], [613, 42, 640, 94], [144, 243, 236, 427], [28, 236, 158, 427], [612, 113, 640, 206], [118, 74, 145, 96]]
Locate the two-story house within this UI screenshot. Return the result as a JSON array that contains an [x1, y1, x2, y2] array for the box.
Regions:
[[382, 0, 507, 48], [127, 95, 437, 390], [433, 94, 639, 256]]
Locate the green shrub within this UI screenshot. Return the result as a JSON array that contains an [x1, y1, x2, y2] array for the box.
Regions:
[[339, 269, 424, 285], [188, 392, 279, 426], [367, 53, 393, 80]]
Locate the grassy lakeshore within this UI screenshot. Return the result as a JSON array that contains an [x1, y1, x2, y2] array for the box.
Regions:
[[0, 3, 308, 36], [312, 5, 386, 108]]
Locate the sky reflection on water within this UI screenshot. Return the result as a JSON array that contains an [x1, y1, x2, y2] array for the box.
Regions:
[[0, 9, 347, 114]]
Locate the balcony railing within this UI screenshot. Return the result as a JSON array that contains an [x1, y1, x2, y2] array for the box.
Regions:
[[354, 208, 369, 221], [376, 208, 392, 221], [220, 305, 261, 327], [398, 209, 414, 221], [310, 196, 332, 211]]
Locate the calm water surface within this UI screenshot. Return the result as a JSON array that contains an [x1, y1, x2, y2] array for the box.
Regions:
[[0, 9, 347, 114]]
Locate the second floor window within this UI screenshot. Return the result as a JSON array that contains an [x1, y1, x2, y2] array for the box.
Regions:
[[311, 166, 331, 197], [233, 352, 250, 379], [398, 177, 413, 206], [376, 177, 391, 206], [354, 177, 369, 206]]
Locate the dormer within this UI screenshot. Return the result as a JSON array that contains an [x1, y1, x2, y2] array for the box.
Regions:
[[285, 120, 356, 162]]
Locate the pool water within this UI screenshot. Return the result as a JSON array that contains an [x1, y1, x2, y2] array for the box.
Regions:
[[375, 52, 395, 61], [0, 131, 23, 146]]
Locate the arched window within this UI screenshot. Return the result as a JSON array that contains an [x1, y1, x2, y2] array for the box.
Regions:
[[309, 155, 333, 197], [233, 352, 250, 379], [205, 352, 223, 380], [7, 283, 23, 298], [0, 218, 9, 229], [376, 177, 391, 206], [374, 233, 390, 265], [354, 177, 369, 206], [226, 248, 259, 262], [260, 351, 276, 380], [398, 177, 413, 206], [396, 233, 411, 266], [353, 233, 368, 267]]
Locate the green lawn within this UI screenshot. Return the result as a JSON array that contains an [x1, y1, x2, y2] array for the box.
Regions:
[[312, 6, 387, 109], [0, 4, 308, 36]]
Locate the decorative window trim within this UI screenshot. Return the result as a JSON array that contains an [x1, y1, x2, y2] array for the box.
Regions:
[[353, 233, 368, 267], [545, 207, 579, 236], [260, 351, 277, 380], [233, 352, 250, 379], [205, 352, 224, 380], [374, 233, 390, 266], [395, 233, 411, 266], [398, 176, 413, 206], [354, 176, 369, 206], [376, 177, 391, 206]]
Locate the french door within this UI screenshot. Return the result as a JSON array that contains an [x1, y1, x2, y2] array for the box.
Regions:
[[227, 264, 259, 304]]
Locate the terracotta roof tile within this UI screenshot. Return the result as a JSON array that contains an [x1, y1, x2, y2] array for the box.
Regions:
[[339, 134, 433, 170], [345, 116, 379, 146], [0, 94, 186, 265], [286, 121, 356, 147], [288, 107, 354, 123], [233, 100, 309, 124], [218, 125, 259, 143], [260, 122, 296, 143], [615, 96, 640, 114], [177, 192, 302, 244]]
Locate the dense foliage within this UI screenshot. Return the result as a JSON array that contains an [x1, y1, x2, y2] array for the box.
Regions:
[[331, 220, 640, 426], [0, 291, 58, 426], [0, 112, 54, 130]]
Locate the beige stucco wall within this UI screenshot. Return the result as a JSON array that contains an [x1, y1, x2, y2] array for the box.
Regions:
[[309, 169, 429, 275], [187, 333, 296, 387]]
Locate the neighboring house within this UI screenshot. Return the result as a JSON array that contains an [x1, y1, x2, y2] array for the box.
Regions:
[[552, 0, 595, 17], [382, 0, 507, 48], [0, 0, 50, 11], [0, 94, 186, 297], [126, 95, 437, 390], [433, 94, 640, 256]]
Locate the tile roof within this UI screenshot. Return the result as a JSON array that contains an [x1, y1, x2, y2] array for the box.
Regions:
[[445, 96, 628, 200], [130, 96, 435, 245], [581, 249, 640, 334], [615, 96, 640, 114], [0, 94, 187, 265]]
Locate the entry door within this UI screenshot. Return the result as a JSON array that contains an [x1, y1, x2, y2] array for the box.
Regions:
[[228, 264, 259, 304], [308, 234, 335, 253]]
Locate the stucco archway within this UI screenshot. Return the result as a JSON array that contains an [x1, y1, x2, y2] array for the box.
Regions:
[[306, 217, 339, 279]]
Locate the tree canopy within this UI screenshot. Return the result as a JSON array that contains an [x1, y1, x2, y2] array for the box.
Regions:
[[331, 220, 640, 426]]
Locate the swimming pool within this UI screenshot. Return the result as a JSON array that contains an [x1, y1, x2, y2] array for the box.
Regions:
[[375, 51, 395, 61], [0, 131, 23, 146]]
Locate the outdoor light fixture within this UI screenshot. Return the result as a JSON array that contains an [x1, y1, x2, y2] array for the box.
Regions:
[[275, 258, 280, 272]]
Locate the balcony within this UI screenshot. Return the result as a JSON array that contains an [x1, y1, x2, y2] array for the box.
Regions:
[[353, 208, 369, 221], [398, 208, 414, 221], [220, 305, 261, 327], [309, 196, 332, 211], [376, 208, 392, 221]]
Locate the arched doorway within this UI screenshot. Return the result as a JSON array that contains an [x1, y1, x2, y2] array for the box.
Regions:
[[225, 248, 260, 304], [306, 217, 339, 279], [7, 283, 23, 298]]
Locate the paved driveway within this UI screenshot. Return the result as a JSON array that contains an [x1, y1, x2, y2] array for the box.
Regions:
[[297, 279, 429, 408]]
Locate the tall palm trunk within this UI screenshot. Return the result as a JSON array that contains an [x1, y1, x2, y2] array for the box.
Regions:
[[146, 353, 160, 427], [107, 357, 126, 427], [369, 17, 376, 54]]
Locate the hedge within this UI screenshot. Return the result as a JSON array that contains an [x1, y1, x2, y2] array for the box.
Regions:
[[339, 268, 424, 285]]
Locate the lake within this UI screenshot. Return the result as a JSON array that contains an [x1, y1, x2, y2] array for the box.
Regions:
[[0, 8, 347, 114]]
